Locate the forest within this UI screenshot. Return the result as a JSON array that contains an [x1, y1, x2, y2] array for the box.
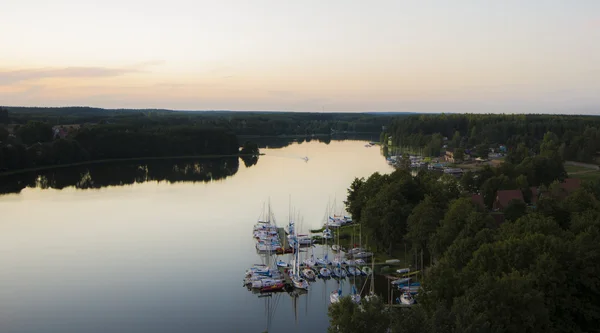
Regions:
[[384, 114, 600, 163], [0, 106, 392, 172], [3, 106, 394, 135], [332, 141, 600, 332]]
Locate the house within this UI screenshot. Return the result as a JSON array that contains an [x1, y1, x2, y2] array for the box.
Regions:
[[493, 189, 524, 211], [52, 127, 68, 139], [560, 178, 582, 194], [530, 186, 539, 205], [471, 194, 485, 209], [538, 178, 583, 201], [445, 150, 455, 163], [491, 213, 506, 225]]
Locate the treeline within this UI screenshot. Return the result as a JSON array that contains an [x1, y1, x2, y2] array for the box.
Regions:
[[334, 151, 600, 332], [386, 114, 600, 162], [1, 106, 398, 171], [0, 121, 239, 171], [5, 106, 397, 136]]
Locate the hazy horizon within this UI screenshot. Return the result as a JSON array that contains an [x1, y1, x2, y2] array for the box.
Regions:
[[1, 0, 599, 114]]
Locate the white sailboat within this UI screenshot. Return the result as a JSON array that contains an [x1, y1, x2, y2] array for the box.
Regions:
[[290, 216, 309, 290], [301, 268, 316, 281], [364, 257, 378, 302], [350, 284, 361, 304], [330, 277, 342, 304], [319, 267, 332, 278]]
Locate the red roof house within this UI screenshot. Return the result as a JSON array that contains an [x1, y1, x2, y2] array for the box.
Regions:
[[493, 190, 524, 211]]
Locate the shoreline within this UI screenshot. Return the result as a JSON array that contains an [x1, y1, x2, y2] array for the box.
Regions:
[[0, 153, 264, 177]]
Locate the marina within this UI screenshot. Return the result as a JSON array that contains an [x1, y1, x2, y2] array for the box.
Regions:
[[243, 201, 421, 312]]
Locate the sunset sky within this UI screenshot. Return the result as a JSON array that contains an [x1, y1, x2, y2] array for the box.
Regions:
[[1, 0, 599, 113]]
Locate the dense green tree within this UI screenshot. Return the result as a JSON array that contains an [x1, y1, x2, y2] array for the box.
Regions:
[[328, 296, 390, 333], [506, 143, 530, 164], [399, 153, 411, 169], [239, 141, 259, 155], [405, 196, 442, 256], [516, 174, 532, 203], [453, 148, 465, 161], [429, 197, 477, 259], [16, 121, 53, 145], [425, 133, 443, 157], [449, 131, 461, 149], [386, 113, 600, 163], [0, 107, 9, 124], [0, 126, 8, 141], [335, 141, 600, 333], [540, 131, 560, 158], [504, 198, 528, 222], [474, 144, 489, 158], [459, 171, 478, 193], [481, 175, 511, 209], [345, 174, 388, 224]]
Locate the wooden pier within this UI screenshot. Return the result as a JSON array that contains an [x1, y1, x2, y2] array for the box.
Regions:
[[277, 227, 288, 249], [277, 266, 293, 287]]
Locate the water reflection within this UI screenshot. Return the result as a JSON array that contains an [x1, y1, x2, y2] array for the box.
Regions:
[[247, 133, 378, 150], [0, 157, 240, 195], [0, 135, 382, 195], [0, 140, 395, 333]]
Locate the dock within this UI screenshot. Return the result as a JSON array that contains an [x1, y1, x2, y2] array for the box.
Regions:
[[277, 266, 293, 287], [387, 304, 414, 308], [277, 227, 289, 249]]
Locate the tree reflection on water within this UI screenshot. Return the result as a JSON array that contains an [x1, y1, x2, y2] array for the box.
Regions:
[[0, 157, 241, 195]]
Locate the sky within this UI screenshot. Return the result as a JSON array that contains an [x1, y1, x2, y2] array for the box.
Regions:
[[1, 0, 599, 113]]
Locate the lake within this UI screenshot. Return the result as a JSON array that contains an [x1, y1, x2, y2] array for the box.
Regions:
[[0, 139, 393, 333]]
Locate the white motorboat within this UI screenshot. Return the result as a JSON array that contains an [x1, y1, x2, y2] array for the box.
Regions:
[[316, 255, 332, 266], [276, 260, 289, 268], [344, 259, 356, 266], [297, 235, 312, 246], [303, 255, 316, 267], [391, 277, 411, 285], [353, 251, 373, 259], [399, 285, 420, 294], [396, 268, 410, 274], [330, 289, 341, 304], [347, 247, 364, 255], [331, 245, 340, 252], [245, 266, 271, 276], [251, 278, 283, 289], [354, 259, 366, 266], [400, 291, 415, 305]]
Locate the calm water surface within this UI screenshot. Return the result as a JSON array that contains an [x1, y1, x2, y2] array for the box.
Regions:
[[0, 140, 393, 333]]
